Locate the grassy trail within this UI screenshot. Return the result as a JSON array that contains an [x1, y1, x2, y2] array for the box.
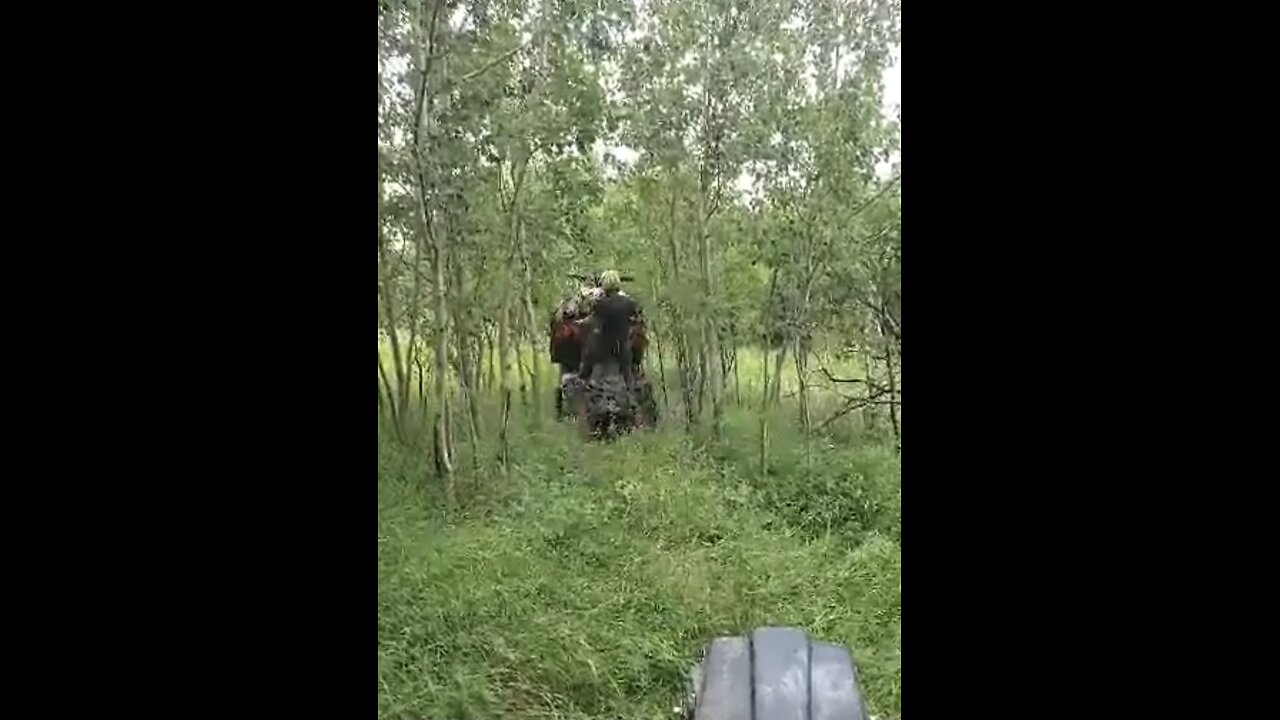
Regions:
[[378, 401, 901, 719]]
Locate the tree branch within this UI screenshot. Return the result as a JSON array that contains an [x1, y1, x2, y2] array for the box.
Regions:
[[459, 28, 545, 84], [848, 174, 901, 218], [817, 362, 865, 384], [833, 381, 892, 404], [410, 0, 443, 158], [817, 395, 897, 431]]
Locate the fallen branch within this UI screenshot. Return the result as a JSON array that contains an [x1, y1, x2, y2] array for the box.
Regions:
[[833, 385, 892, 404], [817, 396, 898, 431], [817, 362, 866, 385]]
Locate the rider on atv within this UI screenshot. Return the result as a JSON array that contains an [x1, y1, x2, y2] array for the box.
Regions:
[[550, 279, 602, 332], [578, 270, 640, 387]]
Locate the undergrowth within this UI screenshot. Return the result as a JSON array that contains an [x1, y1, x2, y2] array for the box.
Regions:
[[378, 401, 901, 720]]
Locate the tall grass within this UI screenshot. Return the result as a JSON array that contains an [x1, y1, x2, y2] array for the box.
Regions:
[[378, 354, 901, 719], [379, 339, 872, 425]]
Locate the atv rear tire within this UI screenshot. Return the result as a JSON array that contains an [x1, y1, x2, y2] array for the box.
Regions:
[[686, 627, 868, 720]]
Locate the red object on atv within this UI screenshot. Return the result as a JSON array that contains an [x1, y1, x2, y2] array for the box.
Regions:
[[553, 322, 579, 344]]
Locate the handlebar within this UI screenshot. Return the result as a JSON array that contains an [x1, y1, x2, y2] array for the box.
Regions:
[[568, 273, 637, 284]]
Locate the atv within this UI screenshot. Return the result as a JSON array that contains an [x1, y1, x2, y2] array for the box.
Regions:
[[549, 272, 657, 435]]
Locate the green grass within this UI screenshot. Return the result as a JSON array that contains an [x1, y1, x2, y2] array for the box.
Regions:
[[378, 387, 901, 719], [378, 337, 866, 399]]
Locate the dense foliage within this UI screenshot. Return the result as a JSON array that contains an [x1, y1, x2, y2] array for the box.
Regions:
[[378, 0, 901, 716]]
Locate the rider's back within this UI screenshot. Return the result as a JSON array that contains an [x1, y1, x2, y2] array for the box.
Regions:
[[592, 292, 637, 349]]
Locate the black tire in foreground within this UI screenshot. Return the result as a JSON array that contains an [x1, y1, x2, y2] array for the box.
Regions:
[[686, 627, 868, 720]]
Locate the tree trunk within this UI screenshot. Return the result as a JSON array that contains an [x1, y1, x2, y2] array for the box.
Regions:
[[413, 24, 453, 495], [885, 344, 900, 453], [500, 388, 512, 473], [473, 327, 485, 395], [759, 336, 770, 478], [497, 152, 527, 417], [377, 172, 408, 441], [516, 335, 530, 407], [794, 336, 811, 474], [427, 216, 453, 496], [402, 236, 425, 432], [649, 277, 670, 411], [414, 348, 427, 410], [484, 323, 496, 391], [698, 198, 721, 434], [378, 350, 399, 434], [449, 257, 483, 469], [880, 315, 901, 454], [515, 218, 542, 421], [475, 330, 485, 394], [731, 340, 741, 405], [695, 328, 708, 420], [664, 181, 697, 430], [655, 322, 670, 412], [499, 297, 511, 402], [770, 343, 788, 404]]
